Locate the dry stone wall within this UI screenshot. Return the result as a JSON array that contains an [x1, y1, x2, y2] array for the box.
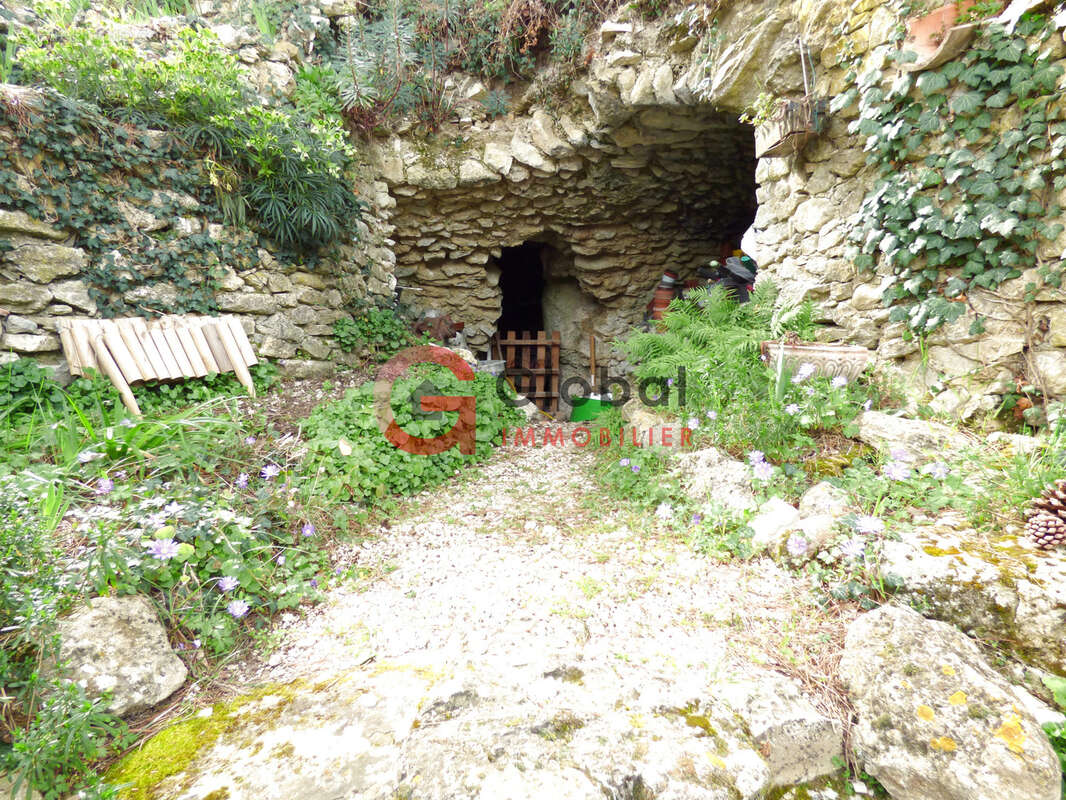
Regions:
[[0, 194, 397, 381], [378, 103, 756, 369]]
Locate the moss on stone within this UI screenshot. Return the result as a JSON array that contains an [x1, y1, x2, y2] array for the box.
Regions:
[[106, 683, 300, 800]]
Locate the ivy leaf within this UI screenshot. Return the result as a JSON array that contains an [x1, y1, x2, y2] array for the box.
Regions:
[[941, 61, 965, 81], [950, 91, 983, 115], [995, 38, 1025, 64], [917, 71, 949, 93]]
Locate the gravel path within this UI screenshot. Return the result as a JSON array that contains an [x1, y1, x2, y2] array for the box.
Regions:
[[160, 425, 857, 800], [260, 425, 819, 693]]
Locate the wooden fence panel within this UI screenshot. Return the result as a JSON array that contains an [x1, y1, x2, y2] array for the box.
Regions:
[[496, 330, 561, 415]]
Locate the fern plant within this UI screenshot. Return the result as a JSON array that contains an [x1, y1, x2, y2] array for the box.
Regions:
[[617, 281, 821, 459]]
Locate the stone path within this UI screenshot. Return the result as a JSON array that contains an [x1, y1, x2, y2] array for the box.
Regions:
[[152, 429, 850, 799]]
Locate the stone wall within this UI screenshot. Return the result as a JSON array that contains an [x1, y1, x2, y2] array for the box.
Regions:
[[0, 3, 400, 381], [378, 98, 756, 369], [378, 0, 1066, 413], [0, 192, 397, 381]]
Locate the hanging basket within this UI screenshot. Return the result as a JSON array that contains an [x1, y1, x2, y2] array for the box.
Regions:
[[756, 95, 830, 159]]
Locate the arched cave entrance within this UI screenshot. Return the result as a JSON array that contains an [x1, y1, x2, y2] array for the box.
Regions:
[[387, 105, 759, 379]]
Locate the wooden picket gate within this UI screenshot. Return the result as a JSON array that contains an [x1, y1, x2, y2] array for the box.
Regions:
[[496, 330, 561, 415]]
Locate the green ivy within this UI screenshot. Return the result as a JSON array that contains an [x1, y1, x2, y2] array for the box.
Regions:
[[0, 92, 259, 316], [300, 367, 522, 503], [845, 16, 1066, 332]]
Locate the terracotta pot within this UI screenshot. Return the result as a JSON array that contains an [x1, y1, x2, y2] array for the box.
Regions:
[[760, 340, 875, 382], [906, 1, 976, 55]]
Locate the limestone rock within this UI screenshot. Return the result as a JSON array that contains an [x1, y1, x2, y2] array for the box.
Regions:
[[879, 522, 1066, 675], [715, 671, 842, 786], [856, 411, 973, 462], [3, 314, 38, 334], [1, 332, 60, 353], [125, 283, 179, 309], [48, 595, 187, 717], [117, 200, 166, 232], [458, 159, 498, 185], [0, 282, 52, 312], [51, 280, 97, 313], [840, 604, 1061, 800], [216, 293, 278, 315], [482, 142, 514, 175], [672, 447, 757, 512], [749, 497, 801, 551], [276, 359, 334, 379], [798, 482, 849, 518], [7, 243, 86, 283], [510, 135, 555, 173], [0, 209, 66, 241]]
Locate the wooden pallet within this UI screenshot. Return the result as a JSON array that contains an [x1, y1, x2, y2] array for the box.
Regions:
[[497, 330, 561, 415], [56, 315, 258, 415]]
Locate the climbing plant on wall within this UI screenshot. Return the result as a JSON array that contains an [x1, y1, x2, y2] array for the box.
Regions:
[[844, 15, 1066, 334], [0, 91, 259, 316]]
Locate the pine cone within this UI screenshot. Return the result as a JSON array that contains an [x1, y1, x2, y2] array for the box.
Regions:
[[1024, 483, 1066, 550]]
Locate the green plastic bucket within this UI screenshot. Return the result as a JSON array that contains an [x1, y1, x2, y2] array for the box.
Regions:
[[571, 395, 608, 422]]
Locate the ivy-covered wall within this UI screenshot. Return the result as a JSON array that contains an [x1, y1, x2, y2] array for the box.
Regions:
[[729, 0, 1066, 418], [0, 0, 400, 380], [0, 86, 396, 379]]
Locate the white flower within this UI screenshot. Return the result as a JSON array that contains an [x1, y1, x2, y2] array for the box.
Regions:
[[655, 502, 674, 521], [831, 375, 848, 388]]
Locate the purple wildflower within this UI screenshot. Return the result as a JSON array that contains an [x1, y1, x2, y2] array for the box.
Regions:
[[260, 464, 281, 480], [883, 460, 912, 481], [863, 399, 873, 411], [667, 378, 674, 387], [855, 515, 885, 535], [235, 472, 249, 489], [831, 375, 848, 388], [226, 599, 250, 618], [692, 513, 703, 525], [748, 450, 765, 465], [309, 578, 319, 589], [277, 554, 286, 566], [922, 461, 950, 480], [146, 538, 180, 560], [217, 576, 239, 592], [244, 436, 256, 446], [631, 464, 641, 474], [301, 522, 316, 538], [792, 363, 816, 384], [706, 410, 717, 420], [839, 538, 866, 560], [163, 501, 182, 515], [620, 458, 631, 467], [785, 403, 800, 415], [95, 477, 114, 496], [786, 534, 810, 558], [752, 460, 774, 481], [889, 448, 914, 463]]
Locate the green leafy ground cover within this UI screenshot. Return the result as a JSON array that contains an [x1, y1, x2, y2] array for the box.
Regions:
[[0, 347, 517, 797]]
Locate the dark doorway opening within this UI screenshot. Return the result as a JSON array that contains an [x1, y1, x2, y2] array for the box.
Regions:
[[497, 243, 546, 334]]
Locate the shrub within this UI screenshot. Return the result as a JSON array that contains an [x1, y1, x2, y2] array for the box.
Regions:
[[13, 24, 362, 252], [333, 307, 419, 362]]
